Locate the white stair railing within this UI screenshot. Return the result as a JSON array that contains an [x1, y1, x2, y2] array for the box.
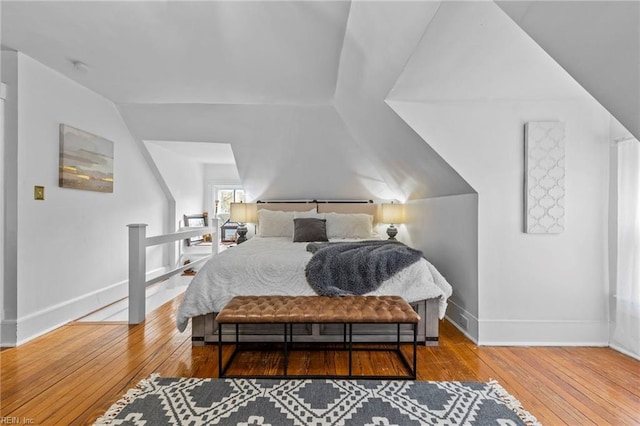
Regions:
[[127, 223, 215, 324]]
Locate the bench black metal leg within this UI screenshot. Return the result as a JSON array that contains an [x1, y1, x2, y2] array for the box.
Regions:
[[413, 322, 417, 379], [348, 323, 353, 377], [219, 321, 418, 380], [218, 323, 241, 378], [283, 323, 288, 376], [289, 322, 294, 349], [218, 323, 223, 377], [343, 323, 347, 349]]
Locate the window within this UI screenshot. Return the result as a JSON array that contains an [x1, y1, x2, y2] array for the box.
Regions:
[[215, 189, 245, 217]]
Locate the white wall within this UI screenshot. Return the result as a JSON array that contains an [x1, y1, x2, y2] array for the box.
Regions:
[[392, 99, 610, 345], [383, 0, 612, 345], [405, 194, 479, 342], [3, 52, 168, 345], [0, 4, 4, 345], [145, 141, 205, 226], [2, 51, 19, 346], [0, 85, 5, 344], [205, 164, 240, 184]]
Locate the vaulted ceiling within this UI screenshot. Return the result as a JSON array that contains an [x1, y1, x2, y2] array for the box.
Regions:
[[3, 1, 637, 201], [2, 1, 349, 104], [496, 1, 640, 140]]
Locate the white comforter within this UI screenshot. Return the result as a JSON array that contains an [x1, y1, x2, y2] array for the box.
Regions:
[[176, 237, 453, 332]]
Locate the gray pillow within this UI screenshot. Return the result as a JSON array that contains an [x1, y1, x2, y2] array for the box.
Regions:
[[293, 218, 329, 242]]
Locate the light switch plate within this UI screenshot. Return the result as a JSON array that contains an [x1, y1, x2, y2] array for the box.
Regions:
[[34, 186, 45, 200]]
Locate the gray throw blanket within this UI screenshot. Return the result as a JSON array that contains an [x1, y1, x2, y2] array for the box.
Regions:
[[305, 240, 424, 296]]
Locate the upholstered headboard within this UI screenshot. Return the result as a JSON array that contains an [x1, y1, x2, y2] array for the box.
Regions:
[[316, 202, 380, 224], [256, 200, 380, 224], [256, 202, 317, 212]]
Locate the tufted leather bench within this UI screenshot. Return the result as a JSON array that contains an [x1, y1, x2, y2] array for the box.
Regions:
[[216, 295, 420, 379]]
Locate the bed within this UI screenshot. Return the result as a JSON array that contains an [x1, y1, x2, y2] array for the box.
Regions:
[[176, 202, 452, 346]]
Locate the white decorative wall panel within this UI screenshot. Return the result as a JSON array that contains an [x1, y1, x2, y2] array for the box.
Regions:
[[525, 121, 565, 234]]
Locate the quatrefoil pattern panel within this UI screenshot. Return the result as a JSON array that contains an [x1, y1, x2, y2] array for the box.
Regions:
[[525, 121, 565, 234]]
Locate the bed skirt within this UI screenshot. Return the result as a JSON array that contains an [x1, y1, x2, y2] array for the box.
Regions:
[[190, 298, 440, 347]]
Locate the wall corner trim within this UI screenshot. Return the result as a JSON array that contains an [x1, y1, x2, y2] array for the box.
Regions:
[[445, 300, 479, 344], [0, 320, 18, 347]]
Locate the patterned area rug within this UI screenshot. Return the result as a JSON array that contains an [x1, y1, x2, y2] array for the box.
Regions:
[[95, 375, 540, 425]]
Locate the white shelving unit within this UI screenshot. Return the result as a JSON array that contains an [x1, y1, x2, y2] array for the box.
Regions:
[[178, 218, 218, 272]]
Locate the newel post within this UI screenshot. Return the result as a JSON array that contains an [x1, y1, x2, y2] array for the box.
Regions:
[[128, 224, 147, 324]]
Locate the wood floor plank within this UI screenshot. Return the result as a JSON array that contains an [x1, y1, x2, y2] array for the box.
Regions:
[[470, 346, 593, 425], [496, 348, 615, 425], [556, 346, 640, 397], [1, 295, 639, 425], [1, 324, 129, 413], [60, 321, 192, 424], [516, 347, 640, 424], [69, 334, 191, 425]]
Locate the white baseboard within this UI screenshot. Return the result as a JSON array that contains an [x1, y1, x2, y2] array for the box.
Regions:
[[609, 343, 640, 361], [444, 302, 610, 347], [478, 318, 609, 346], [445, 300, 479, 344], [14, 267, 168, 346]]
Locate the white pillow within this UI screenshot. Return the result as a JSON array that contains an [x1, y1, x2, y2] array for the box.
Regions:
[[325, 212, 374, 239], [293, 208, 324, 219], [257, 209, 294, 237]]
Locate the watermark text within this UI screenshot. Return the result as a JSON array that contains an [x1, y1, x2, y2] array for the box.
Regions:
[[0, 417, 36, 424]]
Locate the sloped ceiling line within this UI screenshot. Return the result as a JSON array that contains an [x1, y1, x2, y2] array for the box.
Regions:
[[384, 0, 593, 191], [333, 0, 474, 201], [495, 0, 640, 139]]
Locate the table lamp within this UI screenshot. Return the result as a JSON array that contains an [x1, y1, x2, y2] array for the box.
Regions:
[[381, 202, 404, 240], [229, 202, 258, 244]]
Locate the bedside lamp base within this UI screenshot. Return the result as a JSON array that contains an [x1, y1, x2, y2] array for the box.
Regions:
[[236, 224, 248, 244], [386, 225, 398, 240]]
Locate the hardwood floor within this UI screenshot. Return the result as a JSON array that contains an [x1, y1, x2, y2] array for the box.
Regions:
[[1, 296, 639, 425]]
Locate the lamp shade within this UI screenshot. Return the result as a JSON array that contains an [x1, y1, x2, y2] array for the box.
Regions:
[[381, 203, 404, 224], [230, 202, 258, 223]]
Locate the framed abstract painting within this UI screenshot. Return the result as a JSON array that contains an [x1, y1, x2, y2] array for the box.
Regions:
[[59, 124, 114, 193]]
